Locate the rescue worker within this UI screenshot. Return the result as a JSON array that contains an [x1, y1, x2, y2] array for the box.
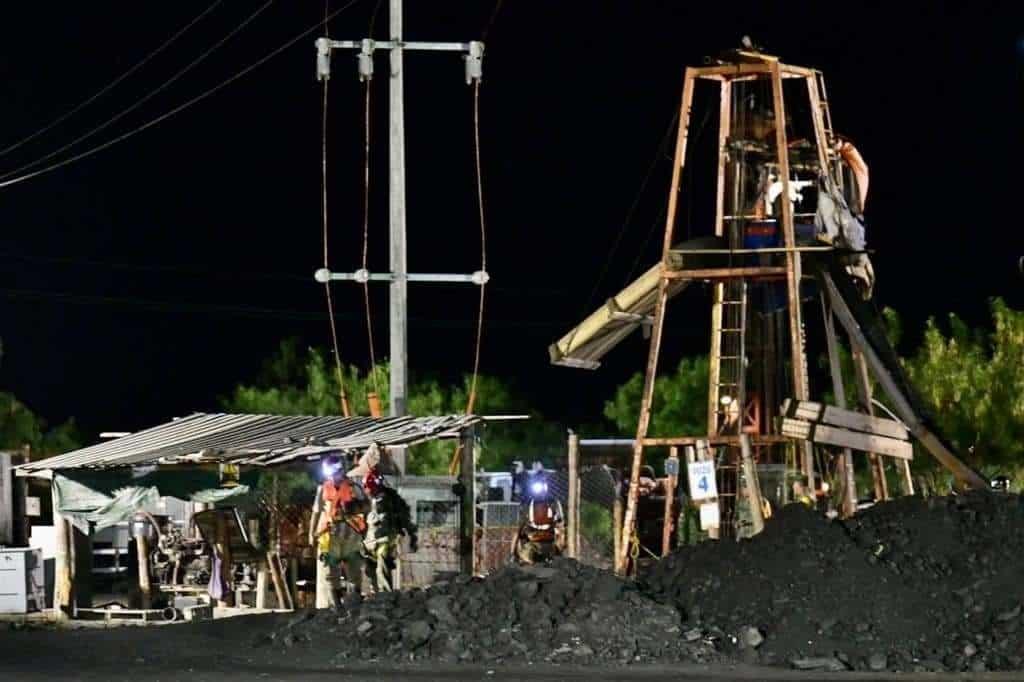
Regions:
[[513, 466, 565, 564], [308, 454, 368, 607], [361, 465, 417, 593]]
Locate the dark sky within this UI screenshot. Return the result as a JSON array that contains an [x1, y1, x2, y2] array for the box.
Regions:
[[1, 2, 1022, 440]]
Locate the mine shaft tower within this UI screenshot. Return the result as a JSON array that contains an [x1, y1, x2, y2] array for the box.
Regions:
[[585, 49, 990, 576]]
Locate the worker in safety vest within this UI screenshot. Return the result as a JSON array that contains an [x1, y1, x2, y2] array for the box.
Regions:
[[361, 465, 417, 593], [513, 465, 565, 564], [309, 454, 368, 604]]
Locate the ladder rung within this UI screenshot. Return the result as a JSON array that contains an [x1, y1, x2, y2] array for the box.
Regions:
[[720, 301, 744, 305], [718, 328, 744, 332], [718, 355, 741, 360]]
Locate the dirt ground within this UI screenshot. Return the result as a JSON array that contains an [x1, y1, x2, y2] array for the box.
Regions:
[[2, 615, 1024, 681]]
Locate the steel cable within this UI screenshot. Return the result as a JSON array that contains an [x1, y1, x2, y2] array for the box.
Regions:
[[0, 0, 225, 159], [0, 0, 366, 191]]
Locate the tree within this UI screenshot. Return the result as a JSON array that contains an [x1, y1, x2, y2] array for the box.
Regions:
[[223, 340, 562, 476], [905, 298, 1024, 469], [0, 392, 81, 459], [603, 355, 709, 437]]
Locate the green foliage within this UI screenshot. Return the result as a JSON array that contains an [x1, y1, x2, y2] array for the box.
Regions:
[[0, 392, 81, 459], [224, 340, 561, 477], [904, 298, 1024, 468], [579, 500, 612, 556], [603, 355, 709, 437]]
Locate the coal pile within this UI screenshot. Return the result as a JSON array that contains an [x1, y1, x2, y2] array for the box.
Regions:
[[647, 491, 1024, 673], [260, 492, 1024, 673], [259, 558, 722, 667]]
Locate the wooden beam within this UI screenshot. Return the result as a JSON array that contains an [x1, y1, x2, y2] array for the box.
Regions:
[[739, 435, 765, 536], [782, 419, 914, 460], [664, 266, 787, 280], [567, 431, 580, 559], [785, 399, 909, 440], [256, 562, 269, 610], [769, 61, 813, 489], [821, 295, 857, 518], [851, 352, 889, 501], [459, 426, 477, 577], [641, 435, 788, 447], [821, 272, 989, 490], [52, 484, 72, 619], [618, 67, 696, 577], [661, 448, 679, 557]]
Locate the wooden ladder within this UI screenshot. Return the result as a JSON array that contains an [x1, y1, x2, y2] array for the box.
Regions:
[[710, 279, 748, 436]]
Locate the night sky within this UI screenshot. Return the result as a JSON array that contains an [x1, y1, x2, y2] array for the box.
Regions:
[[1, 2, 1022, 441]]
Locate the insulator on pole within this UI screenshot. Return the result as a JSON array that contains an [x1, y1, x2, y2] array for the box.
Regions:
[[358, 39, 374, 82], [464, 41, 484, 85], [316, 38, 332, 81]]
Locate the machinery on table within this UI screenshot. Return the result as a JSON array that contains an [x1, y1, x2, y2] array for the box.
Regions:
[[549, 44, 990, 575]]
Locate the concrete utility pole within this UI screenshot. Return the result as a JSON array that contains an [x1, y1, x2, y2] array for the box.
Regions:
[[315, 2, 486, 474], [388, 0, 408, 420]]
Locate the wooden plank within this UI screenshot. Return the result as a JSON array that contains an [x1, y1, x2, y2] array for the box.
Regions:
[[821, 405, 908, 440], [641, 435, 788, 447], [787, 399, 909, 440], [782, 419, 913, 460], [664, 266, 787, 280]]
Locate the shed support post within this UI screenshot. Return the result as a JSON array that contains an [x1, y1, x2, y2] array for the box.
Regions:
[[567, 431, 580, 559], [52, 485, 72, 619], [459, 426, 477, 576]]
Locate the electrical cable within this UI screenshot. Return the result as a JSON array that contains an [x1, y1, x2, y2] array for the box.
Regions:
[[360, 78, 381, 398], [0, 0, 225, 159], [0, 0, 366, 191], [0, 0, 276, 183], [449, 78, 489, 476], [466, 79, 488, 415], [320, 0, 352, 417], [583, 110, 679, 314]]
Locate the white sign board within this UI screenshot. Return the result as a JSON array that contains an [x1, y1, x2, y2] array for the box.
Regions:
[[25, 497, 41, 517], [687, 459, 718, 502], [699, 502, 720, 530]]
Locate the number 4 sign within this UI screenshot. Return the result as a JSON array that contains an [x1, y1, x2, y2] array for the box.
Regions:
[[687, 460, 718, 502]]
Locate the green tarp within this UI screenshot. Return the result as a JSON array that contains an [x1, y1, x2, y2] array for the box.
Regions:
[[53, 467, 257, 531]]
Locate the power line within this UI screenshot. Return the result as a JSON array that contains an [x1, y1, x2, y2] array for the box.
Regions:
[[0, 0, 275, 183], [0, 287, 562, 328], [580, 109, 679, 313], [0, 0, 225, 159], [0, 249, 307, 282], [0, 0, 367, 191]]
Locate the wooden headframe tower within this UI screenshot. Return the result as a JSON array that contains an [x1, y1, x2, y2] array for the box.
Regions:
[[612, 50, 983, 576]]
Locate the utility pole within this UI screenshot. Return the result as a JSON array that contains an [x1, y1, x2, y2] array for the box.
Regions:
[[388, 0, 408, 421], [314, 2, 486, 475]]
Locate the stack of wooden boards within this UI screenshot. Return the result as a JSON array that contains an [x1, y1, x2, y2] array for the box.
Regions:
[[781, 399, 912, 461]]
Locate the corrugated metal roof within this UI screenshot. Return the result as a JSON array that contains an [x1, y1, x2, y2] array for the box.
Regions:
[[19, 413, 482, 472]]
